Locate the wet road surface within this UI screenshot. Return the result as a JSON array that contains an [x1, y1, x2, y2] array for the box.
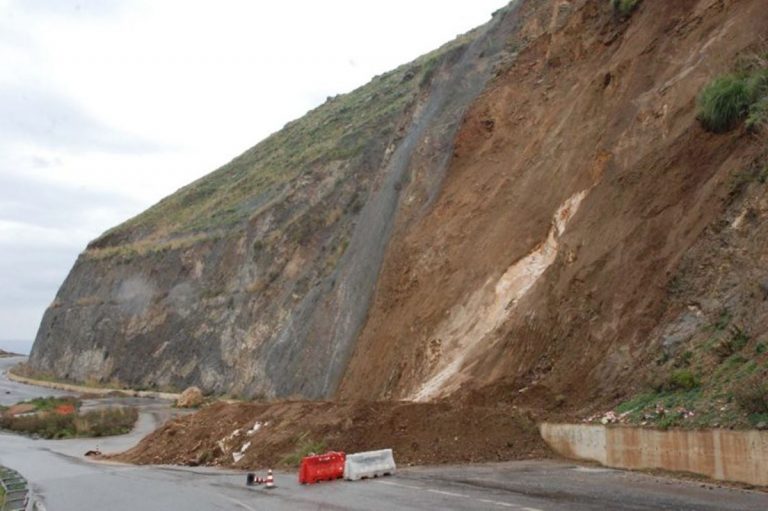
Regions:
[[1, 357, 767, 510]]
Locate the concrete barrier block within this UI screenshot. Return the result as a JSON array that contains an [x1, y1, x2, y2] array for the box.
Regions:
[[344, 449, 396, 481]]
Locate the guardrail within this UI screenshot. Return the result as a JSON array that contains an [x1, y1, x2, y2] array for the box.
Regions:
[[0, 466, 29, 511]]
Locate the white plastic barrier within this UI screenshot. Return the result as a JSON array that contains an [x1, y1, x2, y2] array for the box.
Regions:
[[344, 449, 396, 481]]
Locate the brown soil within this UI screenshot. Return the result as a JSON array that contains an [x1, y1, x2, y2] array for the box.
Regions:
[[338, 0, 768, 417], [113, 398, 551, 469], [109, 0, 768, 469]]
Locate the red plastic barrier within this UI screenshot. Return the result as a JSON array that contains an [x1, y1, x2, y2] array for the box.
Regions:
[[299, 451, 346, 484]]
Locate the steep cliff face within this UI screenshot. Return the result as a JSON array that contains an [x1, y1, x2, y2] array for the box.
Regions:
[[339, 0, 768, 413], [28, 4, 523, 398], [30, 0, 768, 420]]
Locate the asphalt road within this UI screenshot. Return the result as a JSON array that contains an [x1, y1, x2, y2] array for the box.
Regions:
[[0, 357, 70, 406], [0, 357, 767, 510]]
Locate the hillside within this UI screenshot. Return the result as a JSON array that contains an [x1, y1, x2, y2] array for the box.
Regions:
[[28, 3, 523, 398], [29, 0, 768, 446], [338, 0, 768, 430]]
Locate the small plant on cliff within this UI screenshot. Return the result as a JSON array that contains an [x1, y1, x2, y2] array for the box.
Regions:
[[747, 96, 768, 131], [732, 370, 768, 415], [698, 54, 768, 133], [697, 75, 754, 132], [666, 369, 700, 391], [610, 0, 640, 17]]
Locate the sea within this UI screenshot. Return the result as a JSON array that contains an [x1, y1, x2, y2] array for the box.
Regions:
[[0, 340, 32, 355]]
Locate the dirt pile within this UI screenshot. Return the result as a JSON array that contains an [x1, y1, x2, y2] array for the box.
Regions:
[[114, 398, 550, 469]]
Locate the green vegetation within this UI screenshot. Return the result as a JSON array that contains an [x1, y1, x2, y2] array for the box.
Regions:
[[280, 432, 326, 467], [611, 0, 640, 17], [697, 75, 754, 132], [614, 308, 768, 429], [86, 32, 477, 260], [697, 53, 768, 133], [0, 397, 138, 439], [666, 369, 700, 391], [22, 396, 77, 412], [732, 370, 768, 415]]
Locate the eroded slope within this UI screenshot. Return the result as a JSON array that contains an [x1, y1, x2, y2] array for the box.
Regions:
[[339, 0, 768, 419]]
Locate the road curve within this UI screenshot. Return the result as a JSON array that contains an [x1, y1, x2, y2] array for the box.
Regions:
[[0, 357, 767, 510]]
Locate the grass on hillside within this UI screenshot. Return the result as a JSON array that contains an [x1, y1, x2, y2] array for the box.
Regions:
[[698, 53, 768, 133], [614, 310, 768, 430], [611, 0, 641, 17], [88, 31, 479, 258]]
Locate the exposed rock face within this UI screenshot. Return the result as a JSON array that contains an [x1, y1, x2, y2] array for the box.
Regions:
[[28, 4, 523, 398], [29, 0, 768, 415]]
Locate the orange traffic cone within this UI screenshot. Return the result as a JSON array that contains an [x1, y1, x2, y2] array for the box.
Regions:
[[265, 469, 276, 489]]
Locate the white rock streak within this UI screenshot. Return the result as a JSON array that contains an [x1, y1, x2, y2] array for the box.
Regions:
[[411, 190, 588, 401]]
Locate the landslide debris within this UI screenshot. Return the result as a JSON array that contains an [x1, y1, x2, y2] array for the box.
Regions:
[[339, 0, 768, 433], [114, 399, 550, 469], [27, 0, 768, 463]]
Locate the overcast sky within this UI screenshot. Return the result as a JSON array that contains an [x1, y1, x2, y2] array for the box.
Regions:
[[0, 0, 507, 353]]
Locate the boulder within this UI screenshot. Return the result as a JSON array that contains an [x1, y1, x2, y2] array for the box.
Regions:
[[176, 386, 204, 408]]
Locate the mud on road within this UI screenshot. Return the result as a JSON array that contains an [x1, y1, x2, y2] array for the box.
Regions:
[[115, 398, 551, 469]]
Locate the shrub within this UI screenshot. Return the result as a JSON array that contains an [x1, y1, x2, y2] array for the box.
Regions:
[[698, 57, 768, 133], [1, 413, 76, 439], [0, 406, 137, 438], [74, 407, 138, 437], [611, 0, 640, 17], [746, 96, 768, 131], [733, 371, 768, 414], [713, 325, 750, 360], [697, 74, 753, 132], [667, 369, 699, 391]]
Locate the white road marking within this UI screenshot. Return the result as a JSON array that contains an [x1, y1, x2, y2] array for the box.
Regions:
[[373, 479, 545, 510], [427, 489, 468, 498], [374, 480, 424, 491]]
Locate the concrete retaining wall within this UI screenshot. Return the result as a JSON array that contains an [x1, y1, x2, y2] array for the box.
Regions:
[[540, 423, 768, 486]]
